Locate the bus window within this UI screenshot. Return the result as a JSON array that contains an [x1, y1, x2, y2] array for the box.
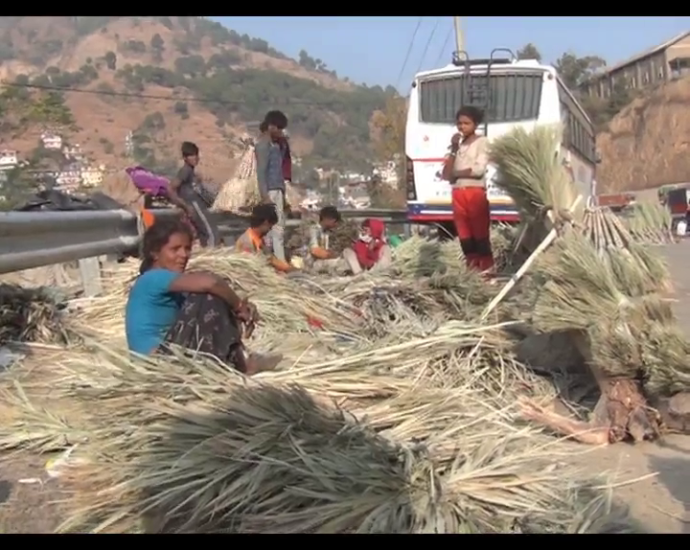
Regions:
[[419, 72, 544, 124]]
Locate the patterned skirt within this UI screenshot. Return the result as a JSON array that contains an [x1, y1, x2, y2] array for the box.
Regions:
[[162, 293, 244, 372]]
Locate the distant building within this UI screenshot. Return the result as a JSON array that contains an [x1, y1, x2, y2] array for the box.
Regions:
[[0, 150, 18, 170], [41, 132, 63, 150], [81, 167, 104, 187], [372, 159, 400, 188], [580, 31, 690, 99], [62, 145, 83, 160], [56, 170, 82, 189]]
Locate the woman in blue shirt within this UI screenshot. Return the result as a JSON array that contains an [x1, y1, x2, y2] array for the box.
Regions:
[[125, 218, 280, 375]]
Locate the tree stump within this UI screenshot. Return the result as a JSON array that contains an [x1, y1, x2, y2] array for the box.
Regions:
[[518, 331, 665, 445], [519, 378, 663, 445]]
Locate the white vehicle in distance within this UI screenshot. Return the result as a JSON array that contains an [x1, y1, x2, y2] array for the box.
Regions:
[[405, 49, 597, 231]]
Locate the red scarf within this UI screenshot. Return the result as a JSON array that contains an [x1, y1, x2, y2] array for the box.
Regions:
[[353, 219, 386, 270]]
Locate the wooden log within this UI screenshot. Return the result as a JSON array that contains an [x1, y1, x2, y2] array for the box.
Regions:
[[519, 331, 666, 445]]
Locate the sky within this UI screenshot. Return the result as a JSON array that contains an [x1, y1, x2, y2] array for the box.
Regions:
[[212, 16, 690, 92]]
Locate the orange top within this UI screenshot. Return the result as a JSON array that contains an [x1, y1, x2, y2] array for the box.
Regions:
[[236, 228, 291, 273], [236, 227, 263, 253], [141, 208, 156, 229]]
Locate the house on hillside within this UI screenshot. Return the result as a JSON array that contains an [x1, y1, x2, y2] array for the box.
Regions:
[[580, 31, 690, 99], [81, 166, 104, 187], [63, 144, 84, 161], [0, 150, 18, 171], [41, 132, 63, 150], [56, 169, 82, 191], [372, 160, 400, 188]]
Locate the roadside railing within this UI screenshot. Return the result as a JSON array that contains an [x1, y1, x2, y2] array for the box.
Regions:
[[0, 208, 409, 275]]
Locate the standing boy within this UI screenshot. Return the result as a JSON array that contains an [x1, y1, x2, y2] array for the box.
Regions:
[[168, 141, 221, 248], [255, 110, 288, 263]]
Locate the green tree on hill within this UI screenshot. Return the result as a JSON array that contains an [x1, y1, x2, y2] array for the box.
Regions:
[[150, 33, 165, 62], [555, 51, 606, 90], [516, 43, 542, 62], [104, 51, 117, 70]]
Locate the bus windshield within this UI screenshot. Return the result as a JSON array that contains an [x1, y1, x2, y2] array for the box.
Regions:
[[419, 71, 545, 124]]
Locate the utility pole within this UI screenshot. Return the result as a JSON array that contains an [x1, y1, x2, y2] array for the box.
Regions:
[[453, 17, 464, 53]]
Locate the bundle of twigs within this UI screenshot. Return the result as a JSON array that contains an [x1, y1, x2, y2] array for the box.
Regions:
[[0, 284, 69, 345], [0, 339, 633, 534], [621, 201, 675, 245]]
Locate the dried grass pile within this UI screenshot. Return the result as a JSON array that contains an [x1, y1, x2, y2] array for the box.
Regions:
[[67, 241, 508, 351], [390, 228, 516, 277], [66, 251, 363, 349], [0, 326, 633, 533], [621, 201, 675, 245], [0, 284, 69, 345]]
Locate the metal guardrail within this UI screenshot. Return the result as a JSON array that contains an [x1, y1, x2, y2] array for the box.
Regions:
[[0, 208, 408, 275]]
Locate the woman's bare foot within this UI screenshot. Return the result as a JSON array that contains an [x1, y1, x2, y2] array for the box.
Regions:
[[245, 352, 283, 375]]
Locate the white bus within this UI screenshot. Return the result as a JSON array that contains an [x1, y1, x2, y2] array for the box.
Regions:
[[405, 52, 597, 226]]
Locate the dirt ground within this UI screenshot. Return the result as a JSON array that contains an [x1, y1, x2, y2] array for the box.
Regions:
[[1, 245, 690, 533]]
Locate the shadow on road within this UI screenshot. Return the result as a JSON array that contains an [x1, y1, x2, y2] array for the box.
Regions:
[[648, 455, 690, 533]]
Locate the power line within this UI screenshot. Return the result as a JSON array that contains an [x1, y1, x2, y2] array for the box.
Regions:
[[395, 16, 423, 90], [416, 17, 440, 74], [0, 81, 367, 109], [433, 24, 454, 68]]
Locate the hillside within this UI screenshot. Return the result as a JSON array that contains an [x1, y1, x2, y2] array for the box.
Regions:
[[0, 16, 393, 185], [597, 76, 690, 193]]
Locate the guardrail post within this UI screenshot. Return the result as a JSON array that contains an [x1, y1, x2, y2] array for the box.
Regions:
[[78, 256, 103, 297]]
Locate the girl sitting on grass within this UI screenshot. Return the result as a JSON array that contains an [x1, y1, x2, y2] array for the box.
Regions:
[[124, 218, 281, 375]]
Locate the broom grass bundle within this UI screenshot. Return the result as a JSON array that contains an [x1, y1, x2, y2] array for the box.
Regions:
[[57, 384, 626, 534], [488, 125, 581, 226], [0, 343, 632, 534], [622, 201, 674, 245], [485, 123, 690, 442], [581, 207, 672, 293], [531, 231, 687, 394], [530, 233, 630, 335], [315, 241, 496, 330]]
